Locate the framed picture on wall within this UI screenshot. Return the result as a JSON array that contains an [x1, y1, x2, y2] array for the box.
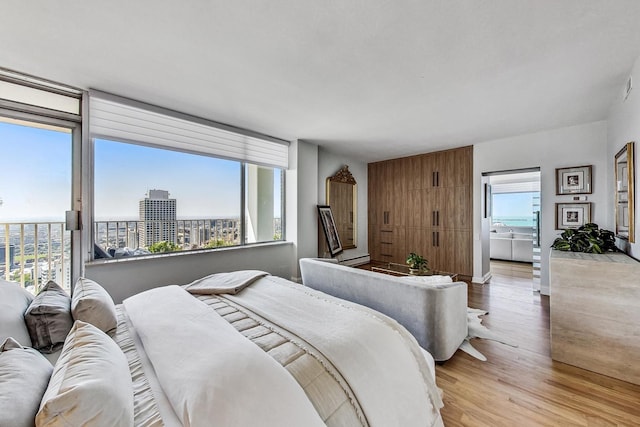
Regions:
[[317, 205, 343, 257], [555, 202, 591, 230], [556, 165, 592, 195]]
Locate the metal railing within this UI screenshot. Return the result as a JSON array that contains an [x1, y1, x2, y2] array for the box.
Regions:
[[93, 218, 243, 256], [1, 222, 70, 294], [1, 217, 283, 294]]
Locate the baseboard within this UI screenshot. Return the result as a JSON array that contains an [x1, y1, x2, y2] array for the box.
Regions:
[[338, 254, 371, 267], [472, 271, 492, 284]]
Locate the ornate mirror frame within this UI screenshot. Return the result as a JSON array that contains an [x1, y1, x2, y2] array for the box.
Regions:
[[326, 165, 357, 249], [615, 142, 635, 243]]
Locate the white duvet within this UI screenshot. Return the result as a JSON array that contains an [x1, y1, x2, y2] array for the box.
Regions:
[[124, 285, 325, 427], [124, 273, 444, 427]]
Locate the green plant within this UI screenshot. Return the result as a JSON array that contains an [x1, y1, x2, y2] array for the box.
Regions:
[[148, 241, 180, 253], [551, 223, 617, 254], [406, 252, 428, 271]]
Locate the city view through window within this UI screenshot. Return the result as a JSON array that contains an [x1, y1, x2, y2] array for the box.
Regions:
[[1, 121, 283, 294]]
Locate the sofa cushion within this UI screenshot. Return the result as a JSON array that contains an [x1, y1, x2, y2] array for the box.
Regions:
[[491, 232, 513, 239]]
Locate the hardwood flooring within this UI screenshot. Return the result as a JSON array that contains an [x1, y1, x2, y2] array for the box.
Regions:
[[435, 261, 640, 426]]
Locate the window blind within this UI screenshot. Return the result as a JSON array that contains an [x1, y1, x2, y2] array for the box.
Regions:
[[89, 91, 289, 169]]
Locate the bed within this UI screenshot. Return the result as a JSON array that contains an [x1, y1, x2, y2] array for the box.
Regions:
[[0, 271, 444, 427]]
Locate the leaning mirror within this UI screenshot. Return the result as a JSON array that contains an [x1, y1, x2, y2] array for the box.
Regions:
[[615, 142, 635, 243], [326, 165, 357, 249]]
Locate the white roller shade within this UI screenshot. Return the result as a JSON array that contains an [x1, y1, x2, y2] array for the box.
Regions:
[[89, 91, 289, 169]]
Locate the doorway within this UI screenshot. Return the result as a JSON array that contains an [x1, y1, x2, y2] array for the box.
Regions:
[[485, 169, 541, 291]]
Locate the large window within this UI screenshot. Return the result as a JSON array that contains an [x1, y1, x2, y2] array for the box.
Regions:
[[89, 91, 287, 259], [93, 139, 284, 257]]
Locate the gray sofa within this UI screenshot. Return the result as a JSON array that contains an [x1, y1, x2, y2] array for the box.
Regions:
[[490, 227, 534, 263], [299, 258, 468, 361]]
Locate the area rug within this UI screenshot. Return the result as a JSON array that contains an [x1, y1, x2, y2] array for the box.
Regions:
[[458, 308, 518, 361]]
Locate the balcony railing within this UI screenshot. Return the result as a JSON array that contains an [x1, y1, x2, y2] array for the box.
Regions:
[[94, 219, 243, 257], [1, 217, 282, 294], [1, 222, 71, 294]]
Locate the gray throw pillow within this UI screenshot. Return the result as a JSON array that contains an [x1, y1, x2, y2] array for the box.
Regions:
[[0, 337, 53, 427], [0, 279, 34, 347], [24, 281, 73, 353]]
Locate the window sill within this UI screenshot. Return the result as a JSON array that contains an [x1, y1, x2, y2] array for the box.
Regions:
[[86, 240, 292, 266]]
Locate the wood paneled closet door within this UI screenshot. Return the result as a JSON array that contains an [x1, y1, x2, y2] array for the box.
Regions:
[[368, 146, 472, 278]]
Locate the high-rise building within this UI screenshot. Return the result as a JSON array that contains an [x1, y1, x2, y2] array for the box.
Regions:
[[138, 190, 177, 248]]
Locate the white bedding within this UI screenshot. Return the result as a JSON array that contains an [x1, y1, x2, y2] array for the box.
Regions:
[[124, 285, 326, 427], [117, 272, 444, 427]]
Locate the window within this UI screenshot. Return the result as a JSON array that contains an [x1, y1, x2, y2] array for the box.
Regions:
[[90, 93, 287, 258], [491, 192, 537, 227]]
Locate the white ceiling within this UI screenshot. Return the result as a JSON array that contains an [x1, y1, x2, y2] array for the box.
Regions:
[[2, 1, 640, 162]]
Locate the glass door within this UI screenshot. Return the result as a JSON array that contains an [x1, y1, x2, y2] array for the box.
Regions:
[[0, 116, 80, 294]]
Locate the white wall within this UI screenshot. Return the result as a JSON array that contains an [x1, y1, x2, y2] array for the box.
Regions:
[[286, 140, 319, 280], [607, 55, 640, 259], [317, 147, 369, 263], [86, 242, 294, 303], [473, 121, 608, 295]]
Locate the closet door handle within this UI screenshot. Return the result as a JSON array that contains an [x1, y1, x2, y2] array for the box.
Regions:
[[437, 171, 440, 187], [432, 231, 436, 247], [436, 210, 440, 226], [432, 171, 436, 187], [432, 211, 436, 227], [437, 231, 440, 247]]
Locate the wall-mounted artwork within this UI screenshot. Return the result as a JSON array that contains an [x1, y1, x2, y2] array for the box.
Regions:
[[317, 205, 343, 257], [556, 165, 592, 195], [555, 202, 591, 230]]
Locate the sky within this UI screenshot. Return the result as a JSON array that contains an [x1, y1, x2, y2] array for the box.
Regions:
[[492, 192, 536, 218], [0, 121, 281, 221]]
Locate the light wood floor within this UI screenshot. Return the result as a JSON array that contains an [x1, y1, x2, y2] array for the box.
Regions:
[[436, 261, 640, 426]]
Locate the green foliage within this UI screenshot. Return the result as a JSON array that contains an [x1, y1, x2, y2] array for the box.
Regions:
[[406, 252, 429, 271], [148, 241, 180, 253], [551, 223, 617, 254], [205, 239, 233, 248]]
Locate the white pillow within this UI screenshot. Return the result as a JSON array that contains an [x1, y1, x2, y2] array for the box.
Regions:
[[36, 321, 134, 427], [71, 277, 117, 333], [0, 279, 34, 347], [0, 337, 53, 427]]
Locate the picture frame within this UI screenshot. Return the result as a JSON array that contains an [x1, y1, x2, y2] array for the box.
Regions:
[[555, 165, 592, 195], [317, 205, 343, 257], [555, 202, 591, 230]]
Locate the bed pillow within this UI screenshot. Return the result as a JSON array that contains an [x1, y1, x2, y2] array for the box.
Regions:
[[0, 337, 53, 427], [71, 277, 117, 333], [0, 279, 34, 347], [36, 321, 134, 426], [24, 280, 73, 353]]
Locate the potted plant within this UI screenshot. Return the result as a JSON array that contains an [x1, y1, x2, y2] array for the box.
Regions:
[[406, 252, 429, 275], [551, 223, 617, 253]]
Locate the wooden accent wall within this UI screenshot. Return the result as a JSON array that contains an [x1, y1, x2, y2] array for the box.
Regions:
[[368, 146, 473, 276]]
